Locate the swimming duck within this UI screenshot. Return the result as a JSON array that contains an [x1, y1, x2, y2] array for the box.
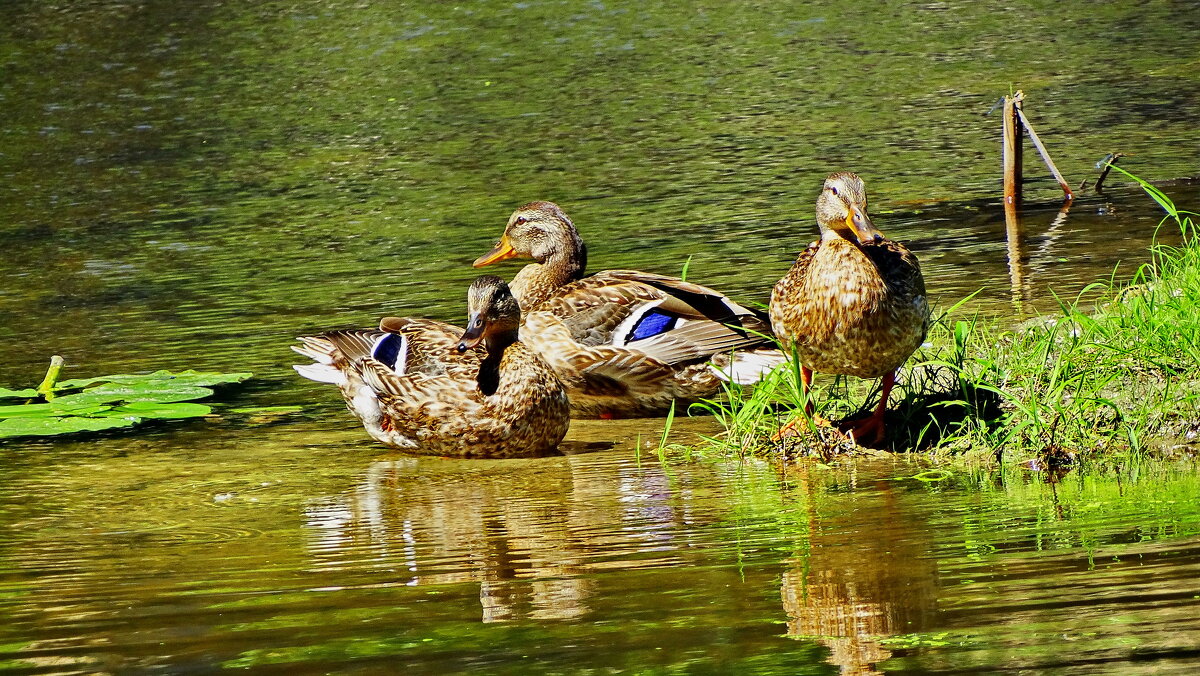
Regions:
[[292, 275, 570, 458], [769, 172, 928, 445], [474, 201, 784, 418]]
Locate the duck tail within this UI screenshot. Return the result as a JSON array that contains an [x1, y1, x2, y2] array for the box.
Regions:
[[293, 363, 348, 385], [710, 348, 787, 385], [292, 336, 348, 385]]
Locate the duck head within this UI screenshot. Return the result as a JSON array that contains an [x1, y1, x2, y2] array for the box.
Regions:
[[473, 201, 587, 269], [815, 172, 885, 246], [457, 275, 522, 353]]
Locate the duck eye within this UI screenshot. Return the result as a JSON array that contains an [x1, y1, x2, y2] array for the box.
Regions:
[[828, 186, 839, 196], [514, 216, 528, 226]]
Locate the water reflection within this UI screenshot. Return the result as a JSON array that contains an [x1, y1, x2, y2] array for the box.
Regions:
[[3, 428, 1200, 673], [1004, 199, 1074, 312], [780, 465, 938, 675], [3, 0, 1200, 671], [303, 452, 693, 623], [1004, 200, 1030, 309]]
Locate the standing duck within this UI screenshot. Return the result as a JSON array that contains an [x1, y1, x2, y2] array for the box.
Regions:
[[474, 201, 784, 418], [770, 172, 928, 445], [292, 275, 570, 458]]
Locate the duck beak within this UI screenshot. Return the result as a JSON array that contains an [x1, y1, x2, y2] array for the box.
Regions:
[[845, 205, 884, 245], [473, 234, 518, 267], [457, 314, 486, 353]]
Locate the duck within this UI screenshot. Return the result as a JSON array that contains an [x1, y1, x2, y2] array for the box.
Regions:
[[474, 201, 784, 418], [769, 172, 929, 446], [292, 275, 570, 458]]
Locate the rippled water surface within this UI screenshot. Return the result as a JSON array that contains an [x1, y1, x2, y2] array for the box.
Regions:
[[2, 0, 1200, 673], [3, 418, 1200, 673]]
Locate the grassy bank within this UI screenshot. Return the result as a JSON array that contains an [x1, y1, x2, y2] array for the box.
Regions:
[[685, 169, 1200, 466]]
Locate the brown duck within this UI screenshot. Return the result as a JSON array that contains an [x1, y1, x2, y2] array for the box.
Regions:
[[474, 201, 784, 418], [770, 172, 928, 445], [292, 275, 570, 458]]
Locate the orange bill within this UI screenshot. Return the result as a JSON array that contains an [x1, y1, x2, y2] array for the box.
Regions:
[[844, 204, 883, 245], [473, 235, 518, 267]]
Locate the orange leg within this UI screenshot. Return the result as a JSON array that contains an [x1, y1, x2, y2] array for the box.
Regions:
[[800, 365, 814, 416], [841, 370, 895, 446], [773, 365, 821, 440]]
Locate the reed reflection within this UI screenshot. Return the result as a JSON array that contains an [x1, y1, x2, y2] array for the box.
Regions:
[[1005, 199, 1031, 309], [1005, 200, 1074, 312]]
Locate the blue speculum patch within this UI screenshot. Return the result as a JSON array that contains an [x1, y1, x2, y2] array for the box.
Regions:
[[629, 310, 677, 342], [373, 333, 404, 370]]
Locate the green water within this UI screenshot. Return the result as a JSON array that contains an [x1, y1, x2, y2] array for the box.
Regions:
[[3, 419, 1200, 673], [3, 0, 1200, 672]]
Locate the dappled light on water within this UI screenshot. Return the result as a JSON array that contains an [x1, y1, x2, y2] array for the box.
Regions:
[[3, 421, 1200, 672], [2, 0, 1200, 673]]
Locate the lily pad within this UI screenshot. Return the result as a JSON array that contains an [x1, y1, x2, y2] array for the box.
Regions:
[[0, 402, 112, 418], [56, 370, 252, 390], [1, 362, 252, 441], [53, 384, 215, 407], [106, 402, 212, 419], [0, 415, 139, 439]]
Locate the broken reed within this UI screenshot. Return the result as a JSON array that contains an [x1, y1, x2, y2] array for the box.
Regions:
[[1002, 90, 1074, 204]]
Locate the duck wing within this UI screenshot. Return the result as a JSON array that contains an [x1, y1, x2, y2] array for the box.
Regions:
[[862, 240, 926, 301], [533, 269, 774, 366], [357, 356, 484, 414], [769, 242, 820, 346], [376, 316, 485, 378]]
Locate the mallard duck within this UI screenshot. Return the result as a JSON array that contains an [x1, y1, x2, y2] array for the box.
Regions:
[[292, 275, 570, 458], [474, 201, 784, 418], [769, 172, 928, 445]]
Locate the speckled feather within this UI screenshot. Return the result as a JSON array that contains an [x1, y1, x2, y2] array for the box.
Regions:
[[475, 202, 784, 418], [770, 171, 929, 381], [524, 271, 778, 417], [293, 279, 569, 458], [358, 338, 569, 458], [771, 237, 928, 378]]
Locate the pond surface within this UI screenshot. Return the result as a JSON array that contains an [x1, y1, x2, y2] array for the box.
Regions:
[[2, 0, 1200, 673], [3, 419, 1200, 674]]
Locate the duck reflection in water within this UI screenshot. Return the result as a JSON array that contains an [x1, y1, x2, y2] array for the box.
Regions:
[[302, 452, 683, 623], [779, 465, 939, 674]]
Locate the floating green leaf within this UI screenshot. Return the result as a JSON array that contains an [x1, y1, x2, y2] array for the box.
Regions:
[[0, 360, 251, 441], [56, 370, 252, 390], [0, 402, 112, 418], [0, 415, 139, 439], [53, 384, 215, 407], [106, 402, 213, 419]]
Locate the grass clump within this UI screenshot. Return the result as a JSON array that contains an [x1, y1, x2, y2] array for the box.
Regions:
[[691, 169, 1200, 465]]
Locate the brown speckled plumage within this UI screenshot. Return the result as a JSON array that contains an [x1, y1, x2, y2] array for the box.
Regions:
[[770, 172, 928, 443], [293, 276, 569, 458], [475, 201, 784, 418]]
